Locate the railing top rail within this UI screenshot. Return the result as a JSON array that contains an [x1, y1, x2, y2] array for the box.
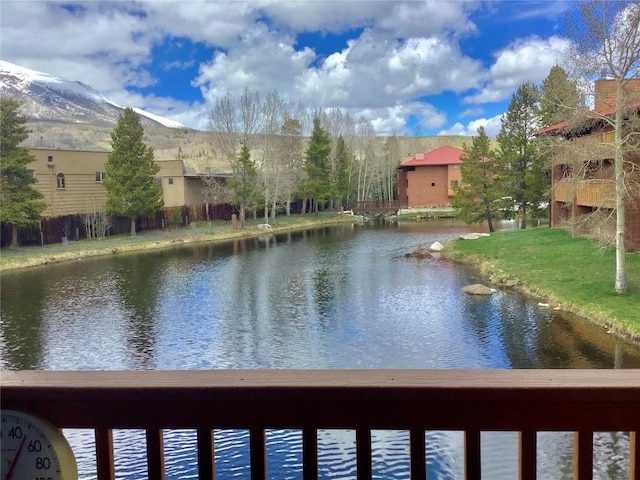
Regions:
[[2, 370, 639, 431], [3, 369, 639, 397]]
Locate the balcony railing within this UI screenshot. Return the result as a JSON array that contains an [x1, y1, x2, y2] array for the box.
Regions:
[[553, 179, 616, 208], [553, 132, 615, 167], [2, 369, 639, 480]]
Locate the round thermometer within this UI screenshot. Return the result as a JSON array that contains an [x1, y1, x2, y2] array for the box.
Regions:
[[1, 409, 78, 480]]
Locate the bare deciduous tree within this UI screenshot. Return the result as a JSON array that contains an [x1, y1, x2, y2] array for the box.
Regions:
[[354, 117, 376, 202], [82, 200, 111, 241], [260, 91, 284, 222], [278, 117, 305, 215], [209, 90, 238, 164], [209, 88, 263, 222], [202, 176, 233, 219]]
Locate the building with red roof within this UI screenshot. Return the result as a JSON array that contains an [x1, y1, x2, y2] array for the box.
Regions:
[[540, 78, 640, 250], [397, 145, 465, 208]]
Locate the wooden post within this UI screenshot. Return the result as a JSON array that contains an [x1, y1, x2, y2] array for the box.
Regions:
[[519, 431, 536, 480], [573, 431, 592, 480], [465, 430, 481, 480], [95, 428, 115, 480]]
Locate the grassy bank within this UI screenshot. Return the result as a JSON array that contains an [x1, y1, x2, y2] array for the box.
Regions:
[[447, 227, 640, 341], [0, 214, 357, 272]]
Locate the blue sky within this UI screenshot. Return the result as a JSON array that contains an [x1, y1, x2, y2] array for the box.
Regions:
[[0, 0, 574, 136]]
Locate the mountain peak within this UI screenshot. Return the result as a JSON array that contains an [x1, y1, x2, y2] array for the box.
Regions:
[[0, 60, 184, 129]]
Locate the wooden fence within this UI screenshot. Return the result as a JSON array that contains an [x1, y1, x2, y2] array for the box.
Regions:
[[0, 203, 235, 247]]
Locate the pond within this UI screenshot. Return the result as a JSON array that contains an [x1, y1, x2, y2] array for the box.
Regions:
[[1, 220, 638, 479]]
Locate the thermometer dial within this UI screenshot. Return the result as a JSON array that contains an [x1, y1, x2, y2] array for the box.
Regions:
[[1, 409, 77, 480]]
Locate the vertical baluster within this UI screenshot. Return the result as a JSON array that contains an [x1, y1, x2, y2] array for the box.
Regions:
[[356, 428, 372, 480], [573, 431, 593, 480], [250, 428, 266, 480], [465, 430, 481, 480], [410, 429, 426, 479], [197, 427, 215, 480], [629, 431, 638, 480], [302, 427, 318, 480], [95, 428, 115, 480], [518, 431, 536, 480], [146, 428, 166, 480]]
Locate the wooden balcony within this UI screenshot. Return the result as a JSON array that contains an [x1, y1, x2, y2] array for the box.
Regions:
[[553, 179, 616, 208], [553, 132, 615, 167], [2, 369, 638, 480]]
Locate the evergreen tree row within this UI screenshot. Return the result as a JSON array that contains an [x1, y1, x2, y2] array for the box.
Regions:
[[452, 65, 583, 232]]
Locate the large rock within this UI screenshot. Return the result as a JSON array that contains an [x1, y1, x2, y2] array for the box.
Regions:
[[462, 284, 494, 295], [429, 241, 444, 252], [460, 233, 490, 240]]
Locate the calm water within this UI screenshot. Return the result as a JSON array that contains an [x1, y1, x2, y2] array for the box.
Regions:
[[1, 221, 639, 479]]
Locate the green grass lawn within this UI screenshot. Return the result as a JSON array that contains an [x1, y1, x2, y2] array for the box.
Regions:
[[448, 227, 640, 340]]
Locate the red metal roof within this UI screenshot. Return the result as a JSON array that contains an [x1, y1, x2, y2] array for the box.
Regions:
[[536, 101, 640, 135], [401, 145, 465, 167]]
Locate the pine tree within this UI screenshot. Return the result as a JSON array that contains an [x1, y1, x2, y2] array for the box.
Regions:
[[104, 108, 162, 236], [451, 126, 504, 232], [301, 117, 332, 213], [535, 65, 583, 224], [539, 65, 583, 127], [227, 143, 259, 227], [497, 82, 543, 229], [0, 97, 46, 247]]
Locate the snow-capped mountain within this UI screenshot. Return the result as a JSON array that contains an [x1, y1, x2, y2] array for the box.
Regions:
[[0, 60, 183, 128]]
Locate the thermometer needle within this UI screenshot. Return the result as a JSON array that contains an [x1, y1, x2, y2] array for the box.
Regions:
[[5, 435, 27, 480]]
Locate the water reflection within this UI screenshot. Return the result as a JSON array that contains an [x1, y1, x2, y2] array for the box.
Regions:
[[113, 256, 163, 369], [0, 272, 48, 369], [2, 221, 640, 479]]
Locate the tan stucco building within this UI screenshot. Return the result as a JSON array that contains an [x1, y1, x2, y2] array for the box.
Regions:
[[28, 148, 217, 217]]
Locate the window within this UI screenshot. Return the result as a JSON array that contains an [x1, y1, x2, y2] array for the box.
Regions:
[[47, 155, 53, 162], [95, 171, 105, 183], [56, 172, 66, 189], [168, 177, 174, 185], [28, 169, 36, 179]]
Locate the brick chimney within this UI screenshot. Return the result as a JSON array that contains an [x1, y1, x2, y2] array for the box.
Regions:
[[594, 78, 640, 112]]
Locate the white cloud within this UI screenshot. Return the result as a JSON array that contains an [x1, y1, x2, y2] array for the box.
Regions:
[[464, 35, 569, 104], [352, 102, 447, 136], [258, 0, 394, 33], [379, 1, 479, 38], [438, 113, 503, 137], [193, 23, 316, 103]]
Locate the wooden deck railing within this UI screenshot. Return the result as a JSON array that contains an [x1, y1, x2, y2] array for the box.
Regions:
[[553, 179, 616, 209], [2, 369, 639, 480], [553, 132, 615, 166]]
